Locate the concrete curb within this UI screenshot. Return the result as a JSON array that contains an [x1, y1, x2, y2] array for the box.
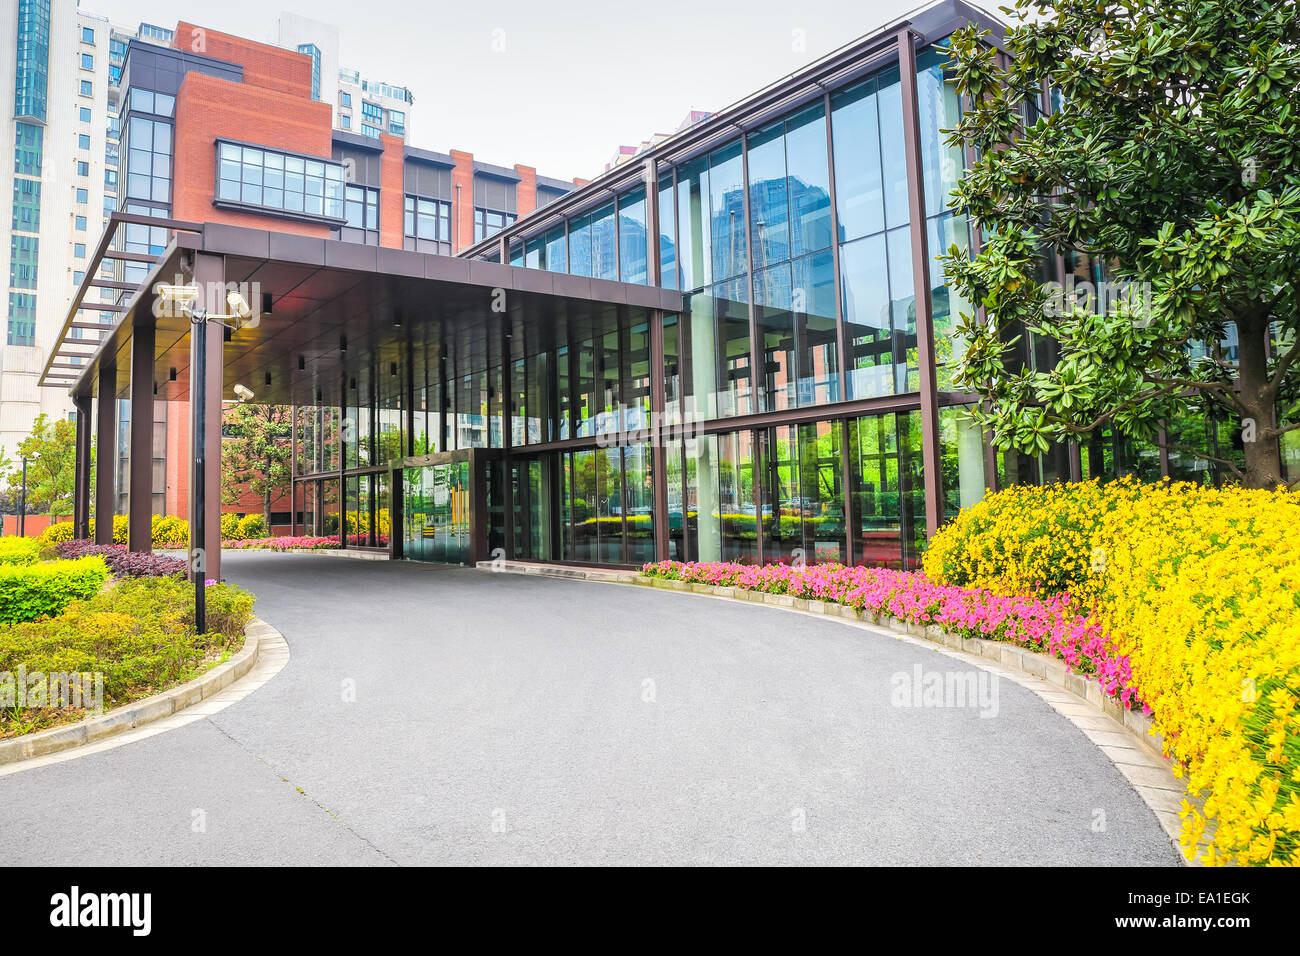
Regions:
[[481, 562, 1204, 864], [0, 615, 273, 766]]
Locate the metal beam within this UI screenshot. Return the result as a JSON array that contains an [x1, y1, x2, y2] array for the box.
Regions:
[[897, 27, 945, 539], [74, 396, 91, 540], [128, 324, 156, 553], [94, 364, 116, 544]]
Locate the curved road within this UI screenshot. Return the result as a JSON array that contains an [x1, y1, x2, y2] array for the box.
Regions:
[[0, 553, 1180, 866]]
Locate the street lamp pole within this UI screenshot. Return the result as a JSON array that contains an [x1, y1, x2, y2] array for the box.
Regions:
[[156, 284, 252, 635]]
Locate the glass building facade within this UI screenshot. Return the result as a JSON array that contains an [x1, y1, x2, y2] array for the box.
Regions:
[[271, 17, 1257, 568]]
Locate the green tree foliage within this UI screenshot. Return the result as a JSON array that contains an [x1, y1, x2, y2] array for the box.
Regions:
[[221, 404, 291, 530], [3, 414, 86, 516], [944, 0, 1300, 488]]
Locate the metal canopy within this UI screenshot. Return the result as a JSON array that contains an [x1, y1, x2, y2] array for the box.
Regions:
[[66, 223, 682, 407]]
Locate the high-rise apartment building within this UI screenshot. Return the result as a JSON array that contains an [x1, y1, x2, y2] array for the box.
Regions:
[[0, 0, 118, 455]]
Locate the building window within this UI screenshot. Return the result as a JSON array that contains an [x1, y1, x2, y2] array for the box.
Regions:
[[79, 106, 91, 123], [215, 141, 345, 221], [15, 0, 51, 122], [473, 207, 516, 242], [9, 235, 39, 289], [389, 109, 405, 136], [74, 215, 86, 230], [130, 88, 174, 117], [81, 53, 94, 70], [14, 122, 43, 175], [78, 133, 90, 150], [138, 23, 172, 43], [73, 270, 84, 284], [361, 101, 383, 122], [297, 44, 322, 101], [339, 91, 351, 108], [75, 187, 88, 203], [11, 178, 40, 232], [340, 115, 351, 129], [125, 116, 170, 202], [74, 242, 86, 258], [80, 79, 92, 96], [103, 167, 115, 185], [339, 184, 379, 244], [82, 26, 95, 43], [7, 292, 37, 346], [361, 124, 382, 139], [403, 195, 451, 254]]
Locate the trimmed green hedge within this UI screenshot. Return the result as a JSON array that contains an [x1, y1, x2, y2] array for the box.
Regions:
[[0, 556, 108, 624], [0, 576, 254, 732], [0, 537, 39, 566]]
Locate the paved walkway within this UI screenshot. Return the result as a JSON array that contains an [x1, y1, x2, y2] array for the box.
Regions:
[[0, 553, 1181, 865]]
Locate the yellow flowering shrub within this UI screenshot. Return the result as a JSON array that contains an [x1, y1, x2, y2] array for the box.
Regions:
[[925, 479, 1300, 866]]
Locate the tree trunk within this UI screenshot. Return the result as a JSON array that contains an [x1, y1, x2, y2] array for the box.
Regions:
[[1236, 314, 1284, 490]]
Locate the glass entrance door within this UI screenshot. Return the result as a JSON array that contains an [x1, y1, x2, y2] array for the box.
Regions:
[[402, 459, 472, 563]]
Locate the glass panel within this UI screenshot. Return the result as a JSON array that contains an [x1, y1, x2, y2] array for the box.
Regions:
[[618, 187, 647, 284], [849, 410, 925, 570], [747, 121, 789, 268], [831, 76, 884, 242], [658, 172, 677, 289], [785, 103, 832, 257], [677, 156, 711, 291], [708, 141, 746, 282], [590, 203, 617, 281], [940, 405, 988, 520]]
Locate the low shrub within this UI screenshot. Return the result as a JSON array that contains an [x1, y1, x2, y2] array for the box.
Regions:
[[86, 515, 128, 545], [37, 521, 76, 548], [0, 537, 39, 566], [0, 556, 108, 624], [236, 514, 268, 539], [53, 540, 187, 578], [0, 576, 253, 734], [151, 514, 189, 547], [924, 479, 1300, 867], [220, 513, 242, 540]]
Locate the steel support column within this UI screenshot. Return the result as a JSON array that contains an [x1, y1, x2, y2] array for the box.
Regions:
[[897, 28, 945, 538], [127, 324, 155, 552], [94, 364, 117, 544], [189, 252, 225, 585], [73, 395, 92, 540]]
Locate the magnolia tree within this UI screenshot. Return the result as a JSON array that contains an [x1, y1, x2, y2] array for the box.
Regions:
[[943, 0, 1300, 488]]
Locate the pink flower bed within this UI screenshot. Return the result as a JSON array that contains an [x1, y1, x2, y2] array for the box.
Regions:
[[222, 536, 339, 551], [641, 561, 1141, 710]]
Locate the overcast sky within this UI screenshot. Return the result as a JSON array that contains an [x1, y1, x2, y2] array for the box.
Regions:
[[87, 0, 998, 180]]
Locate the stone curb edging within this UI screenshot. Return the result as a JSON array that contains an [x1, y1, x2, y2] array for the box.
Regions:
[[479, 561, 1205, 864], [0, 615, 274, 766]]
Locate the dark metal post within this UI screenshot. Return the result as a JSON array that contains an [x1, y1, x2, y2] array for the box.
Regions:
[[128, 325, 155, 552], [191, 310, 207, 633], [18, 458, 28, 537], [897, 27, 945, 538], [73, 395, 91, 540], [94, 363, 116, 545]]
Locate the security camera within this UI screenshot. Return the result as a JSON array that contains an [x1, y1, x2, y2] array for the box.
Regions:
[[232, 384, 254, 403], [226, 291, 252, 321], [156, 283, 200, 307]]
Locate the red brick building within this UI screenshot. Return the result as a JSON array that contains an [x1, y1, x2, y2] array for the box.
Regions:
[[116, 23, 578, 529]]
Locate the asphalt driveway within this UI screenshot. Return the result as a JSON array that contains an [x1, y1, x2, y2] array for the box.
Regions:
[[0, 552, 1182, 866]]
